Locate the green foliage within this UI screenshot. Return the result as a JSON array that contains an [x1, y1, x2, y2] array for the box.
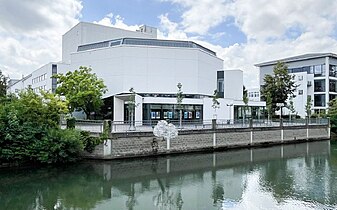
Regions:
[[261, 62, 298, 114], [79, 120, 110, 153], [52, 66, 107, 119], [36, 129, 83, 164], [287, 96, 296, 118], [0, 70, 7, 98], [0, 90, 84, 165], [67, 117, 76, 129], [243, 86, 248, 106], [328, 99, 337, 133], [176, 83, 184, 110], [80, 131, 100, 153], [305, 95, 312, 117], [212, 89, 220, 110]]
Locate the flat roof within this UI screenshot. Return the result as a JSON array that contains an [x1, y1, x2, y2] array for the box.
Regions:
[[255, 53, 337, 67]]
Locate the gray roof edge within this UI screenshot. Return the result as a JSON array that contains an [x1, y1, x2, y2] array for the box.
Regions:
[[255, 53, 337, 67]]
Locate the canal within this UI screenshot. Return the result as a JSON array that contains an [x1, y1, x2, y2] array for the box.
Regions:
[[1, 140, 336, 210]]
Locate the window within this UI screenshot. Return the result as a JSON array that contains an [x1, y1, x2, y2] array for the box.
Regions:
[[314, 94, 326, 107], [298, 75, 303, 81], [314, 79, 325, 92], [298, 90, 303, 95], [217, 78, 224, 93]]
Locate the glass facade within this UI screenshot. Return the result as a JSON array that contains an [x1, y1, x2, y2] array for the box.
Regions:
[[314, 94, 326, 107], [330, 65, 337, 77], [142, 104, 203, 124], [77, 41, 110, 51], [51, 64, 57, 93], [314, 64, 325, 77], [287, 64, 325, 76], [77, 38, 216, 56], [217, 71, 224, 98], [330, 80, 337, 92], [234, 106, 265, 120], [314, 79, 325, 92]]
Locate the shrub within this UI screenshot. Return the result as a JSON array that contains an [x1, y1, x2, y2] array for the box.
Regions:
[[35, 129, 84, 164]]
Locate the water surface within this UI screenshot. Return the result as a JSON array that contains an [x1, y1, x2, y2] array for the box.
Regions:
[[1, 140, 336, 210]]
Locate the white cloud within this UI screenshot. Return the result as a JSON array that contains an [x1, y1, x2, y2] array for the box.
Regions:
[[161, 0, 230, 35], [160, 0, 337, 88], [0, 0, 82, 79], [93, 13, 141, 32]]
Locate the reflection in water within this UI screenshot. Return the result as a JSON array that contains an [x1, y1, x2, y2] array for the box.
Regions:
[[0, 140, 336, 209]]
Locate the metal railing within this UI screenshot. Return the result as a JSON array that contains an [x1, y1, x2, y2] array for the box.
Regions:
[[61, 118, 329, 133]]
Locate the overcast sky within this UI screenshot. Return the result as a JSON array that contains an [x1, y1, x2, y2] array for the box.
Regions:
[[2, 0, 337, 88]]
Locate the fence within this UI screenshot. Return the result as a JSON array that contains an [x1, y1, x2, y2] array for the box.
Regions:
[[61, 118, 329, 133]]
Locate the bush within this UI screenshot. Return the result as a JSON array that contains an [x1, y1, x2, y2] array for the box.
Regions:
[[80, 131, 101, 153], [0, 90, 85, 165], [35, 129, 84, 164]]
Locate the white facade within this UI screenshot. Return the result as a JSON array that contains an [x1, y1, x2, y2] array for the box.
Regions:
[[8, 22, 265, 122], [7, 62, 69, 94], [256, 53, 337, 117], [70, 45, 222, 97], [62, 22, 156, 63], [248, 88, 260, 102]]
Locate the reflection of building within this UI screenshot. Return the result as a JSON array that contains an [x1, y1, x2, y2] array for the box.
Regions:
[[8, 22, 265, 122], [256, 53, 337, 117]]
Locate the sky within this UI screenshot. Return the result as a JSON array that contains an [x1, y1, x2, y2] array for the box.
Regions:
[[2, 0, 337, 88]]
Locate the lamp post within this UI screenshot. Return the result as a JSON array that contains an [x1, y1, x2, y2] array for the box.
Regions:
[[226, 103, 233, 124]]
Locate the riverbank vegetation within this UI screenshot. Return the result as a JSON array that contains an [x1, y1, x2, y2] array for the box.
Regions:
[[0, 68, 107, 166]]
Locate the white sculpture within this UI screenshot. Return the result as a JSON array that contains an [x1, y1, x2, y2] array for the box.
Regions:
[[153, 120, 178, 150]]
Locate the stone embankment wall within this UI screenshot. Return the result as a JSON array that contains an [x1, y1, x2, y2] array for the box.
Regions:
[[85, 125, 329, 159]]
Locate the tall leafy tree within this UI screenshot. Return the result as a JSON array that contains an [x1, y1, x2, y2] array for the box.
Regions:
[[212, 89, 220, 118], [52, 66, 107, 119], [242, 86, 249, 121], [287, 96, 296, 121], [128, 87, 139, 129], [261, 61, 298, 115], [305, 95, 312, 118], [0, 70, 7, 98], [176, 83, 184, 128], [328, 98, 337, 133]]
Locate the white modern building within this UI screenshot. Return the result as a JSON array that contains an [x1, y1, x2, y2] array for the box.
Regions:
[[8, 22, 265, 123], [256, 53, 337, 117], [247, 88, 261, 102]]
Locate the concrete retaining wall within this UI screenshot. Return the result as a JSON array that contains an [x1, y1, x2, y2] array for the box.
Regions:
[[85, 125, 330, 159]]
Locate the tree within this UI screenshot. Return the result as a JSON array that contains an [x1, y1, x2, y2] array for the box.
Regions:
[[128, 87, 139, 130], [0, 89, 84, 164], [328, 98, 337, 133], [212, 89, 220, 119], [265, 92, 272, 123], [0, 70, 7, 98], [176, 83, 184, 128], [242, 86, 249, 122], [287, 96, 296, 122], [261, 61, 298, 116], [305, 95, 312, 118], [52, 66, 107, 119]]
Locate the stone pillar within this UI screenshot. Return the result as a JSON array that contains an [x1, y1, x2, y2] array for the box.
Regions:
[[280, 119, 284, 142], [328, 117, 331, 139]]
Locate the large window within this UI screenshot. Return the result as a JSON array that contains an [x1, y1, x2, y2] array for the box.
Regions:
[[330, 80, 337, 92], [314, 94, 326, 107], [142, 104, 203, 124], [314, 64, 325, 77], [330, 65, 337, 77], [217, 78, 224, 93], [314, 79, 325, 92]]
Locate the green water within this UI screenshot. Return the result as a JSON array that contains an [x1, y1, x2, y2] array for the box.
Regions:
[[1, 140, 337, 210]]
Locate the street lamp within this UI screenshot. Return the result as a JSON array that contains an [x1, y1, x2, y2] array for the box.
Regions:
[[226, 103, 233, 124]]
